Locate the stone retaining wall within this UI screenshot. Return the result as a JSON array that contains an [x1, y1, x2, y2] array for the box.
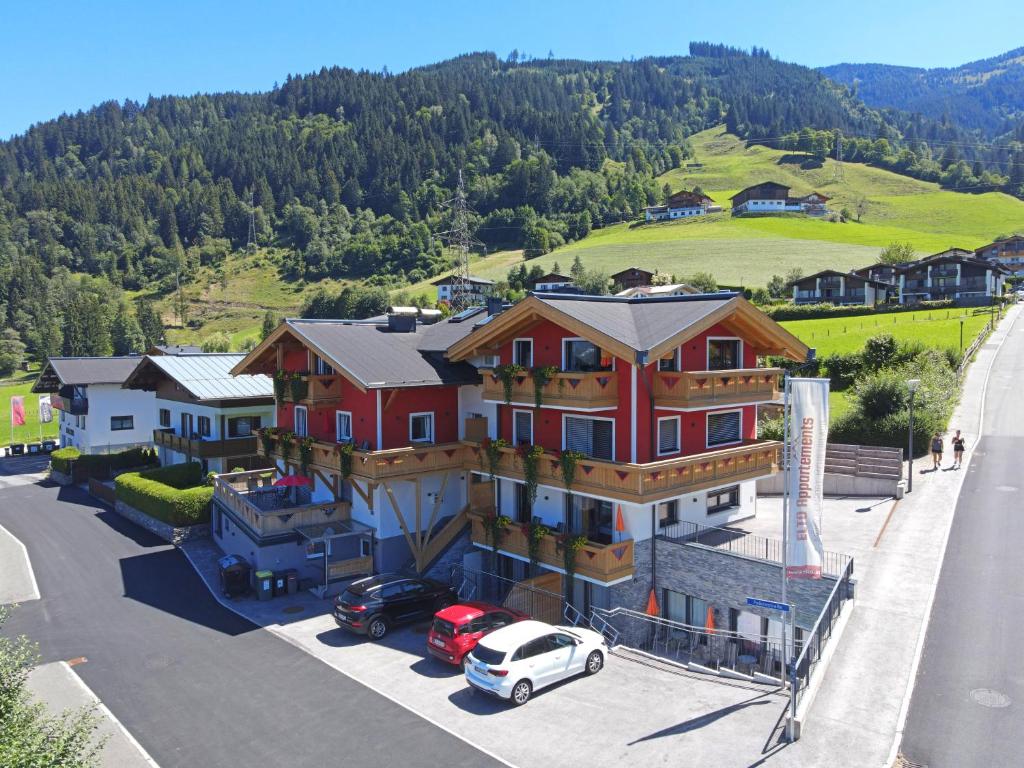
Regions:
[[113, 500, 210, 546], [48, 469, 73, 486]]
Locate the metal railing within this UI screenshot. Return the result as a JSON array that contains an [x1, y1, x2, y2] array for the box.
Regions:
[[957, 316, 995, 382], [449, 564, 566, 625], [792, 558, 855, 706], [657, 519, 852, 578]]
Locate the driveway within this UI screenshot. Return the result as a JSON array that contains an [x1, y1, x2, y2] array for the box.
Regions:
[[0, 463, 501, 768]]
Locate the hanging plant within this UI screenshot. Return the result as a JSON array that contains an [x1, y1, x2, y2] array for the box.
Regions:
[[524, 520, 550, 575], [259, 427, 277, 458], [558, 533, 589, 593], [517, 444, 544, 507], [289, 374, 309, 402], [273, 370, 289, 402], [530, 365, 561, 407], [495, 363, 525, 404], [337, 441, 354, 479], [483, 511, 512, 570], [480, 437, 509, 480], [298, 436, 315, 477], [278, 431, 294, 465], [558, 449, 586, 493]]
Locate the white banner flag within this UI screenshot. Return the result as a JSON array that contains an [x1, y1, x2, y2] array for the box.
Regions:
[[38, 394, 53, 424], [786, 378, 829, 579]]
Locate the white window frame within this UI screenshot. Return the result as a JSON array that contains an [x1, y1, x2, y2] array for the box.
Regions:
[[656, 415, 681, 456], [305, 538, 331, 560], [409, 411, 434, 443], [657, 499, 679, 528], [512, 409, 534, 445], [706, 484, 741, 515], [335, 410, 353, 442], [706, 408, 743, 449], [706, 336, 744, 371], [512, 338, 534, 367], [561, 413, 616, 462], [294, 405, 308, 438], [561, 337, 610, 371]]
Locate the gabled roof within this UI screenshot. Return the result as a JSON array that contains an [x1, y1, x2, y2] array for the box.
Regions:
[[610, 266, 654, 280], [730, 181, 790, 200], [234, 316, 482, 390], [616, 283, 699, 298], [32, 356, 144, 393], [789, 270, 895, 289], [123, 354, 274, 401], [664, 189, 714, 207], [446, 293, 808, 363], [148, 344, 204, 356], [531, 273, 573, 284], [977, 234, 1024, 252], [431, 275, 494, 287]]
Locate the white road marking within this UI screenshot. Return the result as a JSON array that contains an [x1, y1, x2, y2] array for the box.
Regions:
[[0, 521, 40, 602]]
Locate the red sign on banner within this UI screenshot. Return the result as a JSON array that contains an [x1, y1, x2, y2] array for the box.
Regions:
[[10, 396, 26, 427]]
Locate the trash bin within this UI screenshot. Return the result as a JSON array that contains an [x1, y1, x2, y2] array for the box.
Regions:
[[218, 554, 251, 598], [272, 570, 288, 597], [284, 568, 299, 595], [254, 570, 274, 601], [41, 440, 56, 453], [10, 444, 24, 455]]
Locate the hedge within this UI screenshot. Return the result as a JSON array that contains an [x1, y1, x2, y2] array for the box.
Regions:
[[115, 461, 212, 527], [50, 447, 80, 474], [52, 446, 159, 481], [763, 300, 958, 322]]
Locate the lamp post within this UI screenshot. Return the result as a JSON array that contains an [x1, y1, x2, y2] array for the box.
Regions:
[[959, 318, 964, 353], [906, 379, 921, 493]]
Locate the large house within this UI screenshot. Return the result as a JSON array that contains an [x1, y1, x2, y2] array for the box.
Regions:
[[33, 357, 157, 454], [789, 270, 895, 306], [217, 292, 822, 644], [530, 273, 575, 292], [976, 235, 1024, 276], [610, 267, 655, 290], [432, 275, 494, 306], [731, 183, 830, 216], [122, 353, 276, 474], [852, 248, 1008, 306], [643, 190, 716, 222]]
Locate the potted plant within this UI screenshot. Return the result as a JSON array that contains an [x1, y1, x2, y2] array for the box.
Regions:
[[337, 441, 354, 479], [273, 370, 289, 402], [480, 437, 509, 481], [259, 427, 277, 458], [525, 519, 550, 576], [298, 435, 315, 477], [557, 533, 589, 601], [483, 511, 512, 570], [278, 431, 294, 466], [289, 374, 309, 402], [494, 363, 525, 404], [516, 444, 544, 508], [530, 365, 561, 407]]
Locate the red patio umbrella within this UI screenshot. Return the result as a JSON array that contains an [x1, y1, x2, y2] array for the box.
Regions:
[[645, 589, 660, 616], [273, 474, 311, 487], [614, 505, 626, 542], [705, 605, 716, 635]]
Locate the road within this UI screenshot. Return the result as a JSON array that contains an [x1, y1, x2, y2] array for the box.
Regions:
[[0, 459, 501, 768], [900, 310, 1024, 766]]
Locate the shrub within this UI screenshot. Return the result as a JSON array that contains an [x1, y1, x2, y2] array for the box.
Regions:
[[114, 461, 212, 527], [854, 371, 907, 420], [763, 300, 956, 322], [862, 334, 898, 370], [50, 447, 80, 474], [77, 447, 158, 477], [822, 353, 862, 390]]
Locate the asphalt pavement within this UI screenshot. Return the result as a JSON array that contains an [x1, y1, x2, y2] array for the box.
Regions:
[[0, 465, 502, 768], [900, 310, 1024, 766]]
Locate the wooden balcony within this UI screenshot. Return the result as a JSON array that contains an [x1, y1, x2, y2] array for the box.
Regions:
[[154, 429, 259, 459], [465, 440, 780, 505], [653, 368, 782, 409], [261, 436, 469, 482], [469, 512, 634, 583], [328, 555, 374, 580], [213, 470, 352, 538], [281, 375, 343, 406], [480, 368, 618, 410]]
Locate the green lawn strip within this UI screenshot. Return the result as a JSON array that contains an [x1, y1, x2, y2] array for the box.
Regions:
[[0, 379, 58, 446]]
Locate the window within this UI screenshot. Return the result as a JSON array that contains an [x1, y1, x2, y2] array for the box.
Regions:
[[313, 354, 335, 376], [479, 354, 500, 368], [514, 483, 531, 524], [513, 410, 533, 446], [228, 416, 261, 438], [548, 633, 575, 649], [294, 405, 308, 438], [410, 412, 434, 443], [564, 416, 613, 461], [658, 348, 680, 372], [706, 410, 741, 448], [513, 638, 550, 661], [657, 500, 678, 528], [569, 496, 613, 543], [513, 338, 533, 367], [657, 416, 680, 456], [380, 582, 405, 598], [159, 408, 171, 428], [563, 339, 610, 372], [336, 411, 353, 442], [197, 416, 211, 438], [110, 416, 134, 431], [402, 580, 427, 595], [708, 339, 742, 370], [707, 485, 740, 514], [305, 540, 328, 559]]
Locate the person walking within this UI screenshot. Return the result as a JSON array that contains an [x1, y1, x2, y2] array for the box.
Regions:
[[951, 430, 966, 469], [930, 432, 944, 470]]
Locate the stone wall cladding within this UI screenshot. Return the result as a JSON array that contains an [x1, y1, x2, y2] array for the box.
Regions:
[[48, 469, 73, 486], [425, 529, 473, 581], [113, 500, 210, 546], [609, 538, 837, 631]]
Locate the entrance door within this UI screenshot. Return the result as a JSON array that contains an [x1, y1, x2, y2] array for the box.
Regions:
[[180, 412, 194, 438]]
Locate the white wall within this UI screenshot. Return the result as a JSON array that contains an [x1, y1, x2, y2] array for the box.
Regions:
[[156, 397, 274, 441], [458, 384, 496, 439], [59, 384, 156, 454]]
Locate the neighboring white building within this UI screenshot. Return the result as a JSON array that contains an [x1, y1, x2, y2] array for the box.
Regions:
[[122, 353, 275, 474], [643, 190, 716, 221], [33, 357, 156, 454], [530, 272, 575, 292], [432, 275, 494, 306], [615, 283, 699, 299]]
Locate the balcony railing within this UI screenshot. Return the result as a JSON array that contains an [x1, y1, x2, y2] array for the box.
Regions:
[[153, 429, 258, 459], [468, 512, 635, 583], [261, 436, 468, 481], [213, 469, 352, 538], [479, 368, 618, 409], [281, 374, 343, 406], [466, 440, 781, 504], [653, 368, 781, 409], [52, 394, 88, 415]]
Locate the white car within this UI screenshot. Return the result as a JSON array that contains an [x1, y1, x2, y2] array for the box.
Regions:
[[464, 619, 607, 705]]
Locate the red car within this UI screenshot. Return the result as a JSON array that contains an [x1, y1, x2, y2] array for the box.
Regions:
[[427, 602, 529, 667]]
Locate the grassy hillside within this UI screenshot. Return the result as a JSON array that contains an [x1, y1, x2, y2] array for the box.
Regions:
[[490, 127, 1024, 287]]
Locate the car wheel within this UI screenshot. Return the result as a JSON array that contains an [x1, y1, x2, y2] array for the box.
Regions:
[[585, 650, 604, 675], [367, 616, 389, 640], [510, 679, 532, 707]]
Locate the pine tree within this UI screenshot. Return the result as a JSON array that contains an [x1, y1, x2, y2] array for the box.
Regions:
[[135, 299, 164, 349], [570, 253, 585, 281], [261, 310, 278, 340], [110, 302, 146, 355]]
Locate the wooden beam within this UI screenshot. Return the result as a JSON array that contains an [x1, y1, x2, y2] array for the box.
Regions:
[[383, 481, 419, 563], [421, 471, 451, 551], [414, 478, 423, 554], [350, 479, 374, 508], [382, 389, 400, 412]]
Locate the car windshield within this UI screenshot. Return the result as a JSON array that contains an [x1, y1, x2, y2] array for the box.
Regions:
[[470, 644, 506, 666], [432, 617, 456, 637], [340, 586, 376, 604]]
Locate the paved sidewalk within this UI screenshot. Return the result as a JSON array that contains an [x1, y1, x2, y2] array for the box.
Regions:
[[27, 661, 158, 768], [0, 521, 39, 604], [772, 304, 1020, 767]]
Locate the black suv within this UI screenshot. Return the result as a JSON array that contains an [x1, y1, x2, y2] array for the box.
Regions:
[[334, 573, 458, 640]]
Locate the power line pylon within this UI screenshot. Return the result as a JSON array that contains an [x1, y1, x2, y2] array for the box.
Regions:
[[438, 170, 482, 311], [832, 134, 845, 182], [246, 189, 257, 252]]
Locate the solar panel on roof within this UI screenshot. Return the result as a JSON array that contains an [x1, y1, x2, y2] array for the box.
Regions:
[[449, 306, 485, 323]]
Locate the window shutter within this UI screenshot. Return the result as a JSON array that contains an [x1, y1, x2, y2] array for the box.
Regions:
[[707, 411, 741, 446], [514, 411, 532, 445], [658, 420, 678, 453], [591, 420, 613, 460], [565, 417, 591, 455]]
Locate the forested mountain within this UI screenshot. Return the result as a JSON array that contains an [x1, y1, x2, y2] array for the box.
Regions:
[[1, 43, 1022, 364], [821, 47, 1024, 137]]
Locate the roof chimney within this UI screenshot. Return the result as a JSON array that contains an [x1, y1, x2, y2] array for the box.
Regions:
[[418, 308, 442, 325], [486, 296, 504, 316], [386, 306, 418, 333]]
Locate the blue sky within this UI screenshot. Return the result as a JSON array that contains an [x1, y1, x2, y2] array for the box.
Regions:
[[3, 0, 1022, 138]]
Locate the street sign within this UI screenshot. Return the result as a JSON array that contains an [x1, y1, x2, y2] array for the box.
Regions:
[[747, 597, 790, 612]]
